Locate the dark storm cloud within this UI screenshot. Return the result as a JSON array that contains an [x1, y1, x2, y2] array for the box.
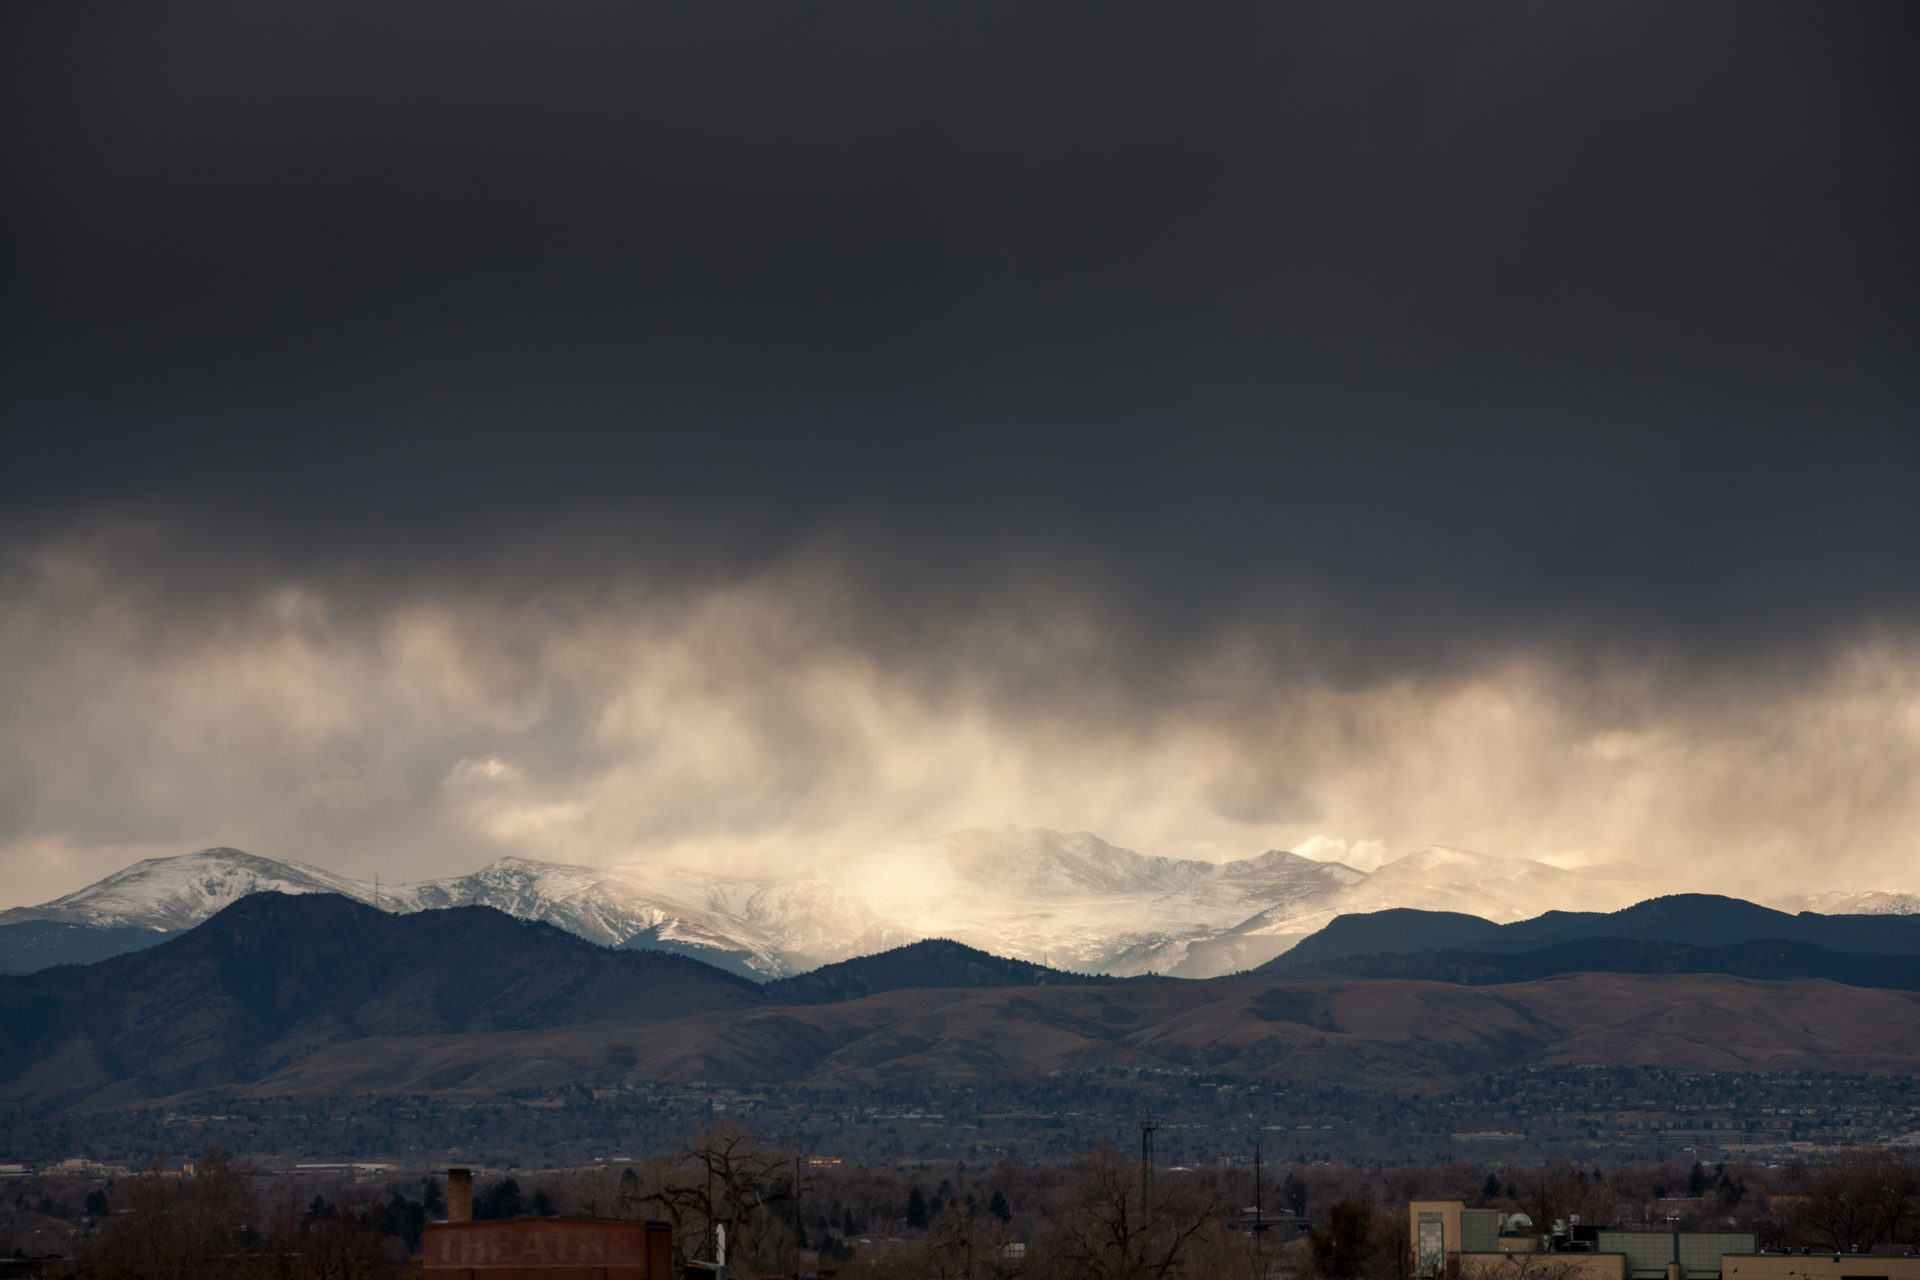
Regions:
[[1204, 770, 1322, 827], [4, 1, 1916, 665], [4, 4, 1920, 907]]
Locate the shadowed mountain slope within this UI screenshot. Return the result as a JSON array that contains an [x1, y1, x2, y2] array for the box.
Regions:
[[0, 899, 1167, 1107], [188, 972, 1920, 1100], [0, 893, 760, 1108], [1268, 909, 1503, 967], [1266, 894, 1920, 970], [1267, 937, 1920, 989], [0, 920, 182, 973], [763, 937, 1147, 1005]]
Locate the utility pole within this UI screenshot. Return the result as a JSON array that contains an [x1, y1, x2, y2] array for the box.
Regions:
[[1254, 1141, 1265, 1276], [1254, 1141, 1263, 1232], [1138, 1116, 1157, 1202]]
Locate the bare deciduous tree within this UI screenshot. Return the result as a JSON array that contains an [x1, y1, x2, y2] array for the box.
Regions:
[[638, 1123, 803, 1277], [908, 1199, 1029, 1280], [257, 1191, 401, 1280], [1787, 1147, 1919, 1253], [78, 1147, 259, 1280], [1307, 1194, 1404, 1280], [1039, 1145, 1230, 1280], [77, 1147, 405, 1280]]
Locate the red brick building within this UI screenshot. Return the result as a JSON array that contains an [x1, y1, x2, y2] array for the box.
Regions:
[[420, 1216, 675, 1279], [420, 1169, 675, 1279]]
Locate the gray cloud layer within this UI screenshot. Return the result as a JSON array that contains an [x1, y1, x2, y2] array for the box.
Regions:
[[4, 526, 1917, 907]]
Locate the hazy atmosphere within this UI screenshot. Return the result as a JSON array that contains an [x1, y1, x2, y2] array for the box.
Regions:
[[5, 2, 1917, 906]]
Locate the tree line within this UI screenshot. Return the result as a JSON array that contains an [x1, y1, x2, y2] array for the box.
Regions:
[[9, 1132, 1915, 1279]]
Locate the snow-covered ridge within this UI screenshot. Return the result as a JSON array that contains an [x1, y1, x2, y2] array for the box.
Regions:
[[7, 830, 1902, 979], [0, 848, 388, 932], [1773, 890, 1920, 917]]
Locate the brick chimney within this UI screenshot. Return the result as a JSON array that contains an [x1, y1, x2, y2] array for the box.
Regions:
[[447, 1168, 473, 1224]]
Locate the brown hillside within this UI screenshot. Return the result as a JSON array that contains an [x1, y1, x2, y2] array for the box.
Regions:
[[173, 972, 1920, 1104]]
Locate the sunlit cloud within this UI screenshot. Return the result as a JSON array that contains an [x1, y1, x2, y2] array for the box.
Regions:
[[1293, 837, 1393, 874], [2, 528, 1918, 907]]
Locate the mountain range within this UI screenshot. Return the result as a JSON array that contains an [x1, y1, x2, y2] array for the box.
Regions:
[[0, 830, 1653, 979], [4, 832, 1914, 982], [8, 892, 1920, 1111]]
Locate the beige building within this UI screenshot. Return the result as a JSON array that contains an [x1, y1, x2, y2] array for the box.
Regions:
[[1724, 1256, 1920, 1280], [1411, 1202, 1513, 1267], [1411, 1201, 1760, 1280]]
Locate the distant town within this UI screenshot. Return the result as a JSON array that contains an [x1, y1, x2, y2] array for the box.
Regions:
[[5, 1066, 1916, 1178]]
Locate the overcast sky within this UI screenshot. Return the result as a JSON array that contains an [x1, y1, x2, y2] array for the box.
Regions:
[[4, 2, 1917, 906]]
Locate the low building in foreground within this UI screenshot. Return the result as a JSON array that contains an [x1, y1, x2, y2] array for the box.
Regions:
[[1724, 1254, 1920, 1280], [1411, 1201, 1759, 1280], [419, 1167, 675, 1279]]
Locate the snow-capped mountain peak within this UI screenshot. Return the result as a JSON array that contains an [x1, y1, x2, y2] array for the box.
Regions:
[[0, 847, 383, 931]]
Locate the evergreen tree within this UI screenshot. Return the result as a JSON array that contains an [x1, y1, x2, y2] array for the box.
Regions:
[[906, 1186, 929, 1230], [1483, 1173, 1502, 1202], [843, 1208, 857, 1236], [988, 1188, 1011, 1222], [1283, 1172, 1309, 1217], [618, 1168, 641, 1218], [475, 1177, 525, 1220], [1308, 1196, 1375, 1280], [379, 1190, 429, 1251]]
